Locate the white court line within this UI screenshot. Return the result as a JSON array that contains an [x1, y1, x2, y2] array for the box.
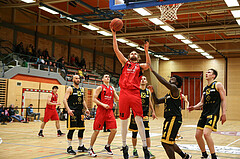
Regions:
[[226, 138, 240, 147]]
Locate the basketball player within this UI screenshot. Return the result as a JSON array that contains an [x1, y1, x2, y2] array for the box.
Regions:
[[63, 75, 90, 155], [147, 64, 192, 159], [38, 86, 65, 137], [188, 69, 226, 159], [111, 28, 151, 159], [128, 76, 157, 159], [88, 74, 119, 157]]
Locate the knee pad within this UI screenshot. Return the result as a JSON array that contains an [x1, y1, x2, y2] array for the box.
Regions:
[[67, 130, 75, 140], [78, 129, 85, 138], [145, 130, 150, 138], [132, 132, 138, 138]]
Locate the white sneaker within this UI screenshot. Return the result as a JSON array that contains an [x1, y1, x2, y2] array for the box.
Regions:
[[88, 148, 97, 157], [37, 120, 41, 122], [34, 120, 37, 122]]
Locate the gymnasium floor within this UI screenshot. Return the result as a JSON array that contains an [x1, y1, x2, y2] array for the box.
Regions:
[[0, 118, 239, 159]]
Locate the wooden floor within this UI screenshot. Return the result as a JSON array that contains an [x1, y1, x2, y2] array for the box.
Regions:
[[0, 118, 239, 159]]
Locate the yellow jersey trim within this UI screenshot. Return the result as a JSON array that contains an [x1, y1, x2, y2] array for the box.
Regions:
[[161, 139, 175, 145], [197, 127, 204, 130], [166, 116, 176, 142], [205, 125, 217, 132], [169, 92, 180, 100]]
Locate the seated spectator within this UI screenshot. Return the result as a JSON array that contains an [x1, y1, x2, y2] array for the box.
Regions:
[[83, 69, 89, 81], [52, 62, 57, 72], [60, 108, 67, 121], [4, 106, 12, 122], [51, 55, 56, 61], [57, 56, 64, 63], [78, 68, 84, 80], [80, 58, 86, 68], [37, 49, 42, 57], [45, 56, 50, 65], [56, 106, 61, 117], [70, 54, 77, 67], [22, 60, 28, 68], [42, 49, 49, 59], [36, 55, 41, 64], [40, 56, 45, 64], [75, 56, 80, 67], [9, 104, 23, 122], [14, 106, 24, 121], [26, 44, 33, 56], [0, 104, 7, 125], [15, 42, 25, 54], [26, 104, 40, 122]]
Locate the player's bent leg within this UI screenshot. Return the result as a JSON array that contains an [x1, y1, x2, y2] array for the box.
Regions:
[[203, 127, 217, 159], [195, 129, 209, 158], [67, 130, 76, 155]]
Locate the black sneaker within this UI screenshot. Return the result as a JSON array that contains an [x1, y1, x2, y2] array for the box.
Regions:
[[57, 132, 65, 137], [183, 153, 192, 159], [78, 145, 88, 152], [149, 151, 156, 159], [67, 146, 76, 155], [1, 122, 7, 125], [143, 146, 150, 159], [201, 157, 209, 159], [104, 145, 113, 155], [133, 149, 139, 158], [38, 132, 44, 137], [120, 145, 129, 159]]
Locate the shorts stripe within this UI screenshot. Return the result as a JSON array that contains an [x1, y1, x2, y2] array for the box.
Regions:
[[166, 116, 176, 142], [212, 115, 217, 129]]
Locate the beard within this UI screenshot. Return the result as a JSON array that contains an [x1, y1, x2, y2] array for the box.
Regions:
[[74, 81, 80, 85], [130, 56, 138, 61]]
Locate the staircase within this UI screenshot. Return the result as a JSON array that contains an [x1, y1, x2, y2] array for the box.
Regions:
[[0, 78, 8, 106]]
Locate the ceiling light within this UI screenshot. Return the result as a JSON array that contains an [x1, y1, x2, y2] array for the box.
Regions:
[[188, 44, 199, 49], [224, 0, 239, 7], [148, 51, 154, 54], [154, 55, 163, 58], [160, 25, 175, 32], [82, 24, 99, 31], [181, 39, 192, 44], [231, 10, 240, 18], [97, 31, 112, 36], [236, 19, 240, 25], [133, 8, 152, 16], [201, 52, 209, 56], [39, 6, 59, 14], [66, 17, 77, 22], [173, 34, 186, 40], [117, 38, 128, 43], [21, 0, 35, 3], [206, 55, 214, 59], [195, 48, 204, 52], [148, 18, 164, 25], [161, 57, 170, 60], [137, 47, 145, 51], [126, 42, 138, 47]]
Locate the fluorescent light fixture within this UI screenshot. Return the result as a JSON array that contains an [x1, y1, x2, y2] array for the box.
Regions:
[[39, 6, 59, 15], [133, 8, 152, 16], [21, 0, 35, 3], [195, 48, 204, 52], [224, 0, 239, 7], [231, 10, 240, 18], [161, 57, 170, 60], [188, 44, 199, 49], [126, 42, 138, 47], [236, 19, 240, 25], [206, 55, 214, 59], [137, 47, 145, 51], [117, 38, 128, 43], [201, 52, 209, 56], [173, 34, 186, 40], [160, 25, 175, 32], [148, 51, 154, 54], [154, 55, 163, 58], [97, 31, 112, 36], [148, 18, 164, 25], [82, 24, 99, 31], [66, 17, 77, 22], [181, 39, 192, 44]]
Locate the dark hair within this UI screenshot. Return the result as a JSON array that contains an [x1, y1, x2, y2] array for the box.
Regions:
[[29, 104, 33, 106], [102, 74, 110, 79], [52, 86, 59, 90], [209, 68, 218, 79], [173, 75, 183, 88]]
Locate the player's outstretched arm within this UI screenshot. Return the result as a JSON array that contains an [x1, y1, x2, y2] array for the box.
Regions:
[[217, 82, 227, 124], [182, 94, 189, 108], [140, 41, 151, 71], [149, 91, 158, 120], [63, 87, 74, 116], [92, 86, 110, 109], [113, 87, 119, 101], [147, 85, 165, 104], [110, 28, 127, 66], [188, 95, 204, 112]]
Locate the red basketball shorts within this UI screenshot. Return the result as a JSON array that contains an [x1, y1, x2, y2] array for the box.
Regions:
[[119, 89, 143, 120], [43, 108, 59, 122], [93, 108, 117, 130]]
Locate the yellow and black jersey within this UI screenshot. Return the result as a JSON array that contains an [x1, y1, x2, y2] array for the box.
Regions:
[[67, 85, 84, 110], [202, 81, 221, 117], [141, 88, 150, 116], [164, 91, 182, 118]]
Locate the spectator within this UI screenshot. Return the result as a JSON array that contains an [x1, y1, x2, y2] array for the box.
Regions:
[[51, 55, 56, 61], [14, 106, 24, 121], [37, 49, 42, 57], [0, 104, 7, 125], [59, 60, 67, 78], [75, 56, 80, 67], [9, 104, 23, 122], [91, 105, 97, 118], [22, 60, 28, 68], [40, 56, 45, 64], [80, 58, 86, 68], [36, 55, 41, 64], [15, 42, 24, 54], [83, 69, 89, 81], [78, 68, 84, 80], [70, 54, 77, 67], [42, 49, 49, 59], [45, 56, 50, 65], [60, 108, 67, 121], [4, 106, 12, 122], [57, 56, 64, 63], [56, 106, 61, 117], [26, 44, 33, 56], [52, 62, 57, 72], [27, 104, 40, 122]]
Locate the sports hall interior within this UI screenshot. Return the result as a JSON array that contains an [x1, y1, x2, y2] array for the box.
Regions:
[[0, 0, 239, 159]]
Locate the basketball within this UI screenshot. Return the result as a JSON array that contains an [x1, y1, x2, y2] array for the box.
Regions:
[[110, 18, 123, 31]]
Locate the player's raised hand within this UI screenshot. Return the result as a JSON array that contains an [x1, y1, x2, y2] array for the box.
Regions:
[[147, 63, 153, 72], [68, 109, 74, 117], [110, 25, 116, 35], [144, 40, 149, 50], [220, 114, 226, 125], [147, 85, 154, 93], [152, 112, 158, 120], [187, 106, 195, 112]]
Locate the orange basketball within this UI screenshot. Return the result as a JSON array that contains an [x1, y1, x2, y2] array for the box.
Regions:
[[110, 18, 123, 31]]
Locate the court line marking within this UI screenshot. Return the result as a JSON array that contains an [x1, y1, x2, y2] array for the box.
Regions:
[[226, 138, 240, 147]]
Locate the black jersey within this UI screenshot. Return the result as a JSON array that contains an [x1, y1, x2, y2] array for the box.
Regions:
[[141, 88, 150, 116], [164, 91, 182, 118], [67, 85, 84, 110], [202, 81, 221, 117]]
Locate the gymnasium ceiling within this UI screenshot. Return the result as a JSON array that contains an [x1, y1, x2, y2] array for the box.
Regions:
[[1, 0, 240, 60]]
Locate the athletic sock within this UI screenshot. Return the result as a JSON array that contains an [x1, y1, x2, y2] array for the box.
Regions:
[[202, 151, 208, 158], [79, 139, 83, 146], [39, 129, 43, 133], [147, 147, 150, 151], [89, 145, 93, 149], [179, 151, 186, 158], [68, 140, 72, 147], [134, 116, 147, 147], [106, 144, 110, 147], [211, 153, 217, 159], [121, 119, 128, 147], [133, 146, 136, 150]]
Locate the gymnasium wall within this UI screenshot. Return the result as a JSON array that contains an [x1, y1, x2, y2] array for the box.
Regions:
[[152, 58, 239, 121]]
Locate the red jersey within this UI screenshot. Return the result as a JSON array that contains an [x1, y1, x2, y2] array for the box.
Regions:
[[97, 84, 114, 109], [46, 92, 58, 109], [119, 61, 143, 90]]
